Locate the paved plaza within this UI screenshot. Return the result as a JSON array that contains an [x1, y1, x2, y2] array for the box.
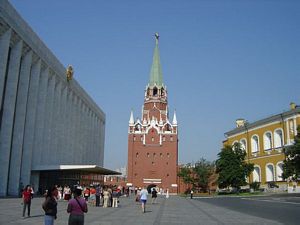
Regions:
[[1, 194, 299, 225]]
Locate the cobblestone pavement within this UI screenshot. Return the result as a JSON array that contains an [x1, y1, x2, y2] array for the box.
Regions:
[[0, 195, 284, 225]]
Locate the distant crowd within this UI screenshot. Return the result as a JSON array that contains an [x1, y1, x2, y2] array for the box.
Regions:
[[21, 183, 165, 225]]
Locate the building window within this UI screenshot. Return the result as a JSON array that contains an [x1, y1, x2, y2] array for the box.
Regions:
[[140, 136, 143, 141], [251, 135, 259, 153], [152, 162, 155, 165], [274, 129, 283, 149], [232, 141, 238, 150], [276, 162, 284, 181], [147, 153, 150, 157], [160, 153, 163, 157], [170, 136, 173, 141], [163, 136, 166, 141], [167, 153, 170, 158], [240, 139, 247, 152], [252, 166, 261, 182], [263, 132, 272, 151], [152, 137, 154, 142], [166, 174, 169, 177], [266, 164, 275, 182], [166, 162, 168, 165], [136, 152, 139, 158], [153, 153, 156, 157], [133, 136, 136, 141], [134, 173, 137, 177]]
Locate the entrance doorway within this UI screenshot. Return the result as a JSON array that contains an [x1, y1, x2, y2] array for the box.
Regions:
[[147, 184, 157, 193]]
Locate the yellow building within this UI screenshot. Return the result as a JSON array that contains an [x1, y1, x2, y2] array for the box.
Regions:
[[223, 103, 300, 191]]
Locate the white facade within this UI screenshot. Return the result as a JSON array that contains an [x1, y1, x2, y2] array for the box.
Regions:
[[0, 0, 105, 196]]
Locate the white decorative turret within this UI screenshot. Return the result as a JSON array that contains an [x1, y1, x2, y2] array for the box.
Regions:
[[129, 110, 134, 126], [172, 110, 177, 126]]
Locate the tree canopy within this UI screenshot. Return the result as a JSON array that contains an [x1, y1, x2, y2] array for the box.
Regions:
[[178, 158, 215, 192], [283, 125, 300, 181], [216, 143, 254, 190]]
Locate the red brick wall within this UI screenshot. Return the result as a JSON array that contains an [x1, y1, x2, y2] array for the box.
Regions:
[[128, 132, 178, 193]]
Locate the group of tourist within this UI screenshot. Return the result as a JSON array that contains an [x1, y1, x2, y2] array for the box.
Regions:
[[21, 183, 165, 224], [21, 184, 124, 225], [22, 184, 88, 225]]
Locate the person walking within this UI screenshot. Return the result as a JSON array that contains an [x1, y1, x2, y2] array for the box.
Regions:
[[42, 186, 58, 225], [151, 188, 157, 204], [140, 187, 148, 213], [67, 188, 88, 225], [112, 189, 119, 208], [95, 185, 101, 207], [102, 187, 110, 208], [190, 189, 194, 199], [22, 185, 32, 217]]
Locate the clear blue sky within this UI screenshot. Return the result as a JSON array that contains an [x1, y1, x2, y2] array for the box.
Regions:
[[10, 0, 300, 170]]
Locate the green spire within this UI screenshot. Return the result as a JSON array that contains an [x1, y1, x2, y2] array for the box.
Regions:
[[149, 33, 163, 87]]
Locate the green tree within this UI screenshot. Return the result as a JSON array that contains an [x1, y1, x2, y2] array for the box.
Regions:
[[193, 158, 215, 192], [178, 163, 194, 187], [216, 143, 254, 190], [283, 125, 300, 181]]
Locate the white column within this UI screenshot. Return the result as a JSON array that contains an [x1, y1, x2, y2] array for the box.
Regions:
[[20, 59, 42, 187], [65, 90, 73, 163], [8, 50, 33, 196], [69, 92, 76, 163], [41, 75, 55, 164], [82, 105, 88, 163], [0, 29, 12, 112], [58, 86, 67, 158], [87, 110, 92, 161], [79, 101, 84, 162], [0, 40, 23, 196], [76, 100, 83, 163], [286, 120, 290, 145], [74, 96, 80, 163], [91, 113, 96, 161], [95, 117, 100, 165], [32, 68, 49, 166], [100, 119, 105, 166], [52, 81, 62, 160]]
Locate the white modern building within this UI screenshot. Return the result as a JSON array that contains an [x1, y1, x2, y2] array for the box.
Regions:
[[0, 0, 118, 197]]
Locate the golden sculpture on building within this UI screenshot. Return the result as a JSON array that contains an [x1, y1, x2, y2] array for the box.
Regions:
[[66, 65, 73, 81]]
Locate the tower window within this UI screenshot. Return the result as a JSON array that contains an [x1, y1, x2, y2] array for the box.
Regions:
[[167, 153, 170, 158], [170, 136, 173, 141], [152, 137, 154, 142], [147, 153, 150, 157], [140, 136, 143, 141], [160, 153, 163, 157], [153, 87, 158, 96], [163, 136, 166, 141], [133, 136, 136, 141]]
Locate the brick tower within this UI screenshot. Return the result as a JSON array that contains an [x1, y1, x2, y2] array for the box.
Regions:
[[127, 33, 178, 193]]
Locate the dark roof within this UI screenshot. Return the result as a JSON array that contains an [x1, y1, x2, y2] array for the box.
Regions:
[[31, 165, 121, 175]]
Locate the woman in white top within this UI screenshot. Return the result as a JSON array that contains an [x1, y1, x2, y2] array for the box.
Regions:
[[140, 187, 148, 213]]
